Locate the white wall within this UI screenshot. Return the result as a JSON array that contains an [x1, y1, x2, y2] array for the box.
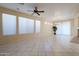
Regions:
[[41, 21, 53, 35], [35, 20, 40, 33]]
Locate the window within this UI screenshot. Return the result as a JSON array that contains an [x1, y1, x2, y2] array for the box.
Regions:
[[19, 17, 34, 34], [2, 13, 16, 35], [62, 22, 71, 35], [26, 19, 34, 33], [19, 17, 27, 34], [56, 22, 71, 35], [35, 20, 40, 32]]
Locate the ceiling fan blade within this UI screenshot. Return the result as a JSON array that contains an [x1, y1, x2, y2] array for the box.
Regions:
[[36, 12, 40, 16], [37, 11, 44, 13]]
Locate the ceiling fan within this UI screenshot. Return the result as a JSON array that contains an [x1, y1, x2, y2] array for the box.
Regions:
[[18, 4, 44, 16], [28, 7, 44, 16]]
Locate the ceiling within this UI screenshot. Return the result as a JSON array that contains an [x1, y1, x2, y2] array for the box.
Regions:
[[0, 3, 79, 21]]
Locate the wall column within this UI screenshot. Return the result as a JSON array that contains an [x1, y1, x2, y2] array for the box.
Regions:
[[16, 16, 19, 35], [0, 12, 2, 36]]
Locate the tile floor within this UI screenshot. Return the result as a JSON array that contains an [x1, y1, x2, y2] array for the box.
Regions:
[[0, 34, 79, 56]]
